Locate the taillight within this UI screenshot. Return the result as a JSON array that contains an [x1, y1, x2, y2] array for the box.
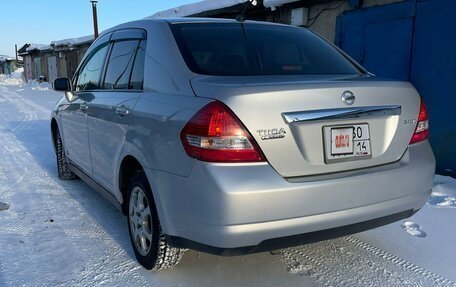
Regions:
[[409, 99, 429, 144], [180, 101, 265, 162]]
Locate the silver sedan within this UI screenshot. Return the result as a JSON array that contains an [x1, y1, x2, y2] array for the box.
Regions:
[[51, 18, 435, 270]]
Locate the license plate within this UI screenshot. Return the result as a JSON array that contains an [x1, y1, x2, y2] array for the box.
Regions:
[[324, 124, 371, 163]]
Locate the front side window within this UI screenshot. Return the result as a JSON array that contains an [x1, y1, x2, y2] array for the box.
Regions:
[[103, 40, 139, 90], [75, 44, 109, 91]]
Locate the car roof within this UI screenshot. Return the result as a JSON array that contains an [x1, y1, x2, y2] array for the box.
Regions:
[[100, 17, 299, 41]]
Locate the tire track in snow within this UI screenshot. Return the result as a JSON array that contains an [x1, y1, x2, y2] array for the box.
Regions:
[[0, 87, 77, 285], [280, 236, 456, 286], [0, 88, 37, 198], [0, 87, 150, 286], [0, 86, 40, 133], [345, 236, 454, 285]]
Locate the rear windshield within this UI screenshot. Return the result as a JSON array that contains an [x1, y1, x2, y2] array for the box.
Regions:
[[170, 23, 362, 76]]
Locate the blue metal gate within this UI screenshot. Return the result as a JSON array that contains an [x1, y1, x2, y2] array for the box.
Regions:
[[336, 0, 456, 175]]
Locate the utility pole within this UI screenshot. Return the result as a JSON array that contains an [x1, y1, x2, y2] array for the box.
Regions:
[[15, 44, 18, 62], [90, 0, 99, 39]]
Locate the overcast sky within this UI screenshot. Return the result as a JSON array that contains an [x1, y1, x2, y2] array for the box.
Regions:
[[0, 0, 198, 56]]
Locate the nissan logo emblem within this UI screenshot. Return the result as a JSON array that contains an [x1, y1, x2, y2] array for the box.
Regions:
[[341, 91, 355, 105]]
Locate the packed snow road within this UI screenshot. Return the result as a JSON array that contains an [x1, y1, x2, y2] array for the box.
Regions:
[[0, 82, 455, 287]]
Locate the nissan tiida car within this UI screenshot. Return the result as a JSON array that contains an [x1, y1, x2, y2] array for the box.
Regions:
[[51, 18, 435, 270]]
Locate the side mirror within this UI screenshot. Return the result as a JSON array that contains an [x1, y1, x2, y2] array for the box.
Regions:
[[53, 77, 71, 92], [53, 77, 78, 102]]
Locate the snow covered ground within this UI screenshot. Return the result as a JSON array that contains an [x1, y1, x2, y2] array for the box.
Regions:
[[0, 68, 24, 86], [0, 79, 455, 286]]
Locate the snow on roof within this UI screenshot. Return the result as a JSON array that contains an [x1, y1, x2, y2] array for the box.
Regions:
[[0, 55, 15, 62], [149, 0, 301, 18], [51, 35, 94, 47], [26, 44, 51, 52], [263, 0, 300, 8], [149, 0, 249, 18]]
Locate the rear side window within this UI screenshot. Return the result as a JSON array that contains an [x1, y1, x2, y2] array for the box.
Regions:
[[171, 23, 362, 76], [129, 40, 146, 90], [103, 40, 139, 90], [75, 44, 109, 91]]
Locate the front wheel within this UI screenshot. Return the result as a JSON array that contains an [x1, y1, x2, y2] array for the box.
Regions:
[[127, 172, 185, 270], [55, 128, 77, 180]]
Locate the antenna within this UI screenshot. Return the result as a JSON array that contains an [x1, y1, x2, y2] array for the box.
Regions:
[[236, 0, 258, 22]]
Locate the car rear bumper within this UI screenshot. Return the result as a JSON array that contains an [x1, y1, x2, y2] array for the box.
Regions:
[[165, 209, 418, 256], [146, 141, 435, 251]]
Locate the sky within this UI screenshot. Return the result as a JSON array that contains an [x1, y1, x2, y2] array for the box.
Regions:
[[0, 0, 199, 57]]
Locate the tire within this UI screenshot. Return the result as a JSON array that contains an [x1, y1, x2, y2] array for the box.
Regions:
[[127, 171, 185, 270], [55, 128, 77, 180]]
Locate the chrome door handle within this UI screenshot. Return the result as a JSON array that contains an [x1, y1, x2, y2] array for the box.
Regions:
[[80, 103, 88, 111], [115, 105, 130, 116]]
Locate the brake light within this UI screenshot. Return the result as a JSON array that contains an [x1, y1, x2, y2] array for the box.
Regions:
[[409, 99, 429, 144], [180, 101, 265, 162]]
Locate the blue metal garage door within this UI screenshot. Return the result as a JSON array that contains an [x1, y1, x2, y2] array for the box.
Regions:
[[410, 0, 456, 175], [336, 0, 456, 175], [335, 1, 415, 80]]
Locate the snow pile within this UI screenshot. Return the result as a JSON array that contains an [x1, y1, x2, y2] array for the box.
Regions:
[[0, 70, 52, 90], [0, 68, 24, 86], [30, 80, 51, 91], [149, 0, 249, 18], [401, 221, 427, 237], [11, 68, 23, 80], [51, 35, 93, 47], [428, 175, 456, 208]]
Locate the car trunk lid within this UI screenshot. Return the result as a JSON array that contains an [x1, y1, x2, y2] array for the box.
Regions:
[[190, 74, 421, 177]]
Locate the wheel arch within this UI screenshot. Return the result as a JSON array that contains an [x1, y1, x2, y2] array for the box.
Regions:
[[118, 155, 145, 215], [118, 153, 171, 234]]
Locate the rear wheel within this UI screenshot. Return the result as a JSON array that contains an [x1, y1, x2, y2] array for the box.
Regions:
[[55, 128, 77, 180], [127, 172, 185, 270]]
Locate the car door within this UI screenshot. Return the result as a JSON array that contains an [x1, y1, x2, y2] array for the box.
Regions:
[[87, 29, 146, 193], [59, 96, 90, 173], [60, 39, 110, 175]]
